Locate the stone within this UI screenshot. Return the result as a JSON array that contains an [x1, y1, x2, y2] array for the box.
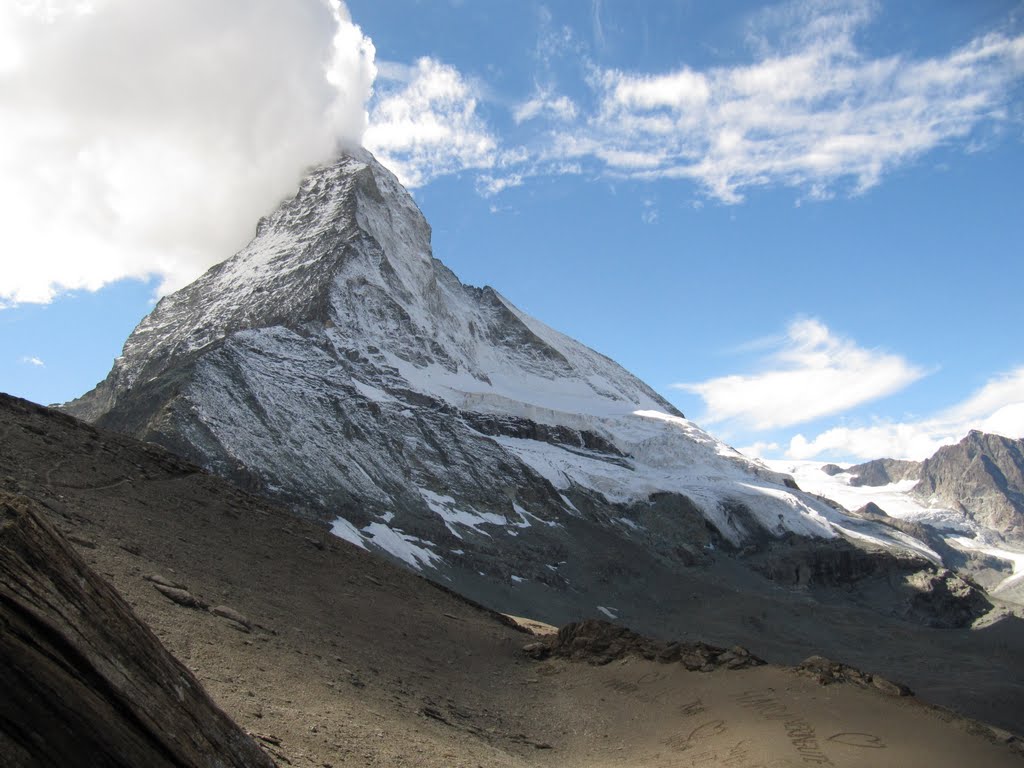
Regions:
[[873, 675, 913, 697], [152, 583, 208, 610], [144, 572, 187, 590], [210, 605, 253, 632], [522, 642, 550, 660]]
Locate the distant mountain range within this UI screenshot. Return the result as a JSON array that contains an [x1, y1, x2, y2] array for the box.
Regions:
[[771, 431, 1024, 606], [833, 431, 1024, 543]]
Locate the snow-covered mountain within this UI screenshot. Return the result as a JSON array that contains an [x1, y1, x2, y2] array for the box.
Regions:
[[66, 150, 962, 623]]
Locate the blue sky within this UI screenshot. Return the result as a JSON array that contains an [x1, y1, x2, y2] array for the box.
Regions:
[[1, 0, 1023, 462]]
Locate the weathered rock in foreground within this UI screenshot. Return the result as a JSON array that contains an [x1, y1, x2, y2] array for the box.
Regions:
[[0, 492, 274, 768]]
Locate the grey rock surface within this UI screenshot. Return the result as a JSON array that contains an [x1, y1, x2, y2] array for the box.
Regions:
[[847, 458, 922, 487], [913, 431, 1024, 542]]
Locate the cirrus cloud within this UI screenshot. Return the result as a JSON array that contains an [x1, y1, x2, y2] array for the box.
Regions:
[[363, 57, 498, 189], [486, 0, 1024, 203]]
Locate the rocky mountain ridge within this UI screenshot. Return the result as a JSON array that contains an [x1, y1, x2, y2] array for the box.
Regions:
[[841, 458, 922, 487], [916, 431, 1024, 540]]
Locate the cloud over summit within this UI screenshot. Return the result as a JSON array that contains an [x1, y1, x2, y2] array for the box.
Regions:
[[0, 0, 375, 305]]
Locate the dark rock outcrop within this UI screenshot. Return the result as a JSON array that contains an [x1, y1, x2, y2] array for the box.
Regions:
[[746, 537, 926, 589], [528, 618, 763, 671], [904, 569, 993, 629], [0, 492, 274, 768]]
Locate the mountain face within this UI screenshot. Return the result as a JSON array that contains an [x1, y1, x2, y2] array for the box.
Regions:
[[66, 150, 947, 621], [6, 393, 1023, 755], [913, 431, 1024, 542]]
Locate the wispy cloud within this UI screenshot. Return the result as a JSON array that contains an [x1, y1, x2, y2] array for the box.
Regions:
[[513, 89, 578, 124], [675, 318, 926, 430], [20, 356, 45, 367], [640, 199, 658, 224], [364, 57, 498, 188], [0, 0, 375, 306], [788, 367, 1024, 460], [591, 0, 606, 50], [488, 0, 1024, 202]]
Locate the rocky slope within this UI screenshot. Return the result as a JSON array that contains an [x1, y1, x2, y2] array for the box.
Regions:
[[824, 432, 1024, 542], [63, 150, 946, 620], [4, 392, 1024, 759]]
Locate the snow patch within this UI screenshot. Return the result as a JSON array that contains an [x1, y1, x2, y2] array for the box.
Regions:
[[949, 536, 1024, 593], [362, 522, 443, 571], [597, 606, 618, 619], [420, 488, 505, 538], [330, 517, 367, 549], [352, 379, 397, 404]]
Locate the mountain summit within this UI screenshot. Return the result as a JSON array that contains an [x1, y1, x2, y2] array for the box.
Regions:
[[66, 150, 945, 624]]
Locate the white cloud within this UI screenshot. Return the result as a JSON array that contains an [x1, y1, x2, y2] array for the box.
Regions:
[[476, 173, 524, 197], [591, 0, 606, 50], [363, 57, 497, 189], [0, 0, 375, 306], [787, 366, 1024, 460], [20, 356, 45, 367], [676, 318, 925, 430], [513, 89, 578, 124], [487, 0, 1024, 203]]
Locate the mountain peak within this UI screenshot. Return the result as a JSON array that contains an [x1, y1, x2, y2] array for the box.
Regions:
[[914, 430, 1024, 541], [65, 151, 935, 608]]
